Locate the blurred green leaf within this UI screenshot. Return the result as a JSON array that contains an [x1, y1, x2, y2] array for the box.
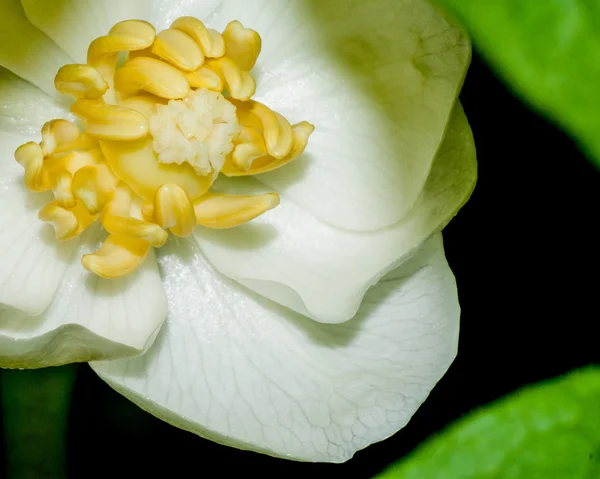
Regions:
[[1, 366, 75, 479], [435, 0, 600, 168], [375, 367, 600, 479]]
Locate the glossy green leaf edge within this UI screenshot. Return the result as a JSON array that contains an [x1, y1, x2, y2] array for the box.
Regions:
[[376, 367, 600, 479], [435, 0, 600, 168]]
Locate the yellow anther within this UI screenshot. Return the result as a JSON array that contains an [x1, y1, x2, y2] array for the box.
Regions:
[[40, 120, 81, 157], [155, 184, 196, 237], [71, 99, 149, 141], [72, 164, 118, 214], [100, 184, 167, 248], [206, 57, 255, 101], [100, 137, 214, 202], [244, 100, 294, 159], [231, 126, 267, 171], [223, 122, 315, 176], [114, 57, 190, 100], [52, 170, 76, 208], [39, 201, 97, 241], [88, 20, 156, 66], [152, 28, 205, 72], [82, 235, 152, 279], [44, 148, 103, 176], [14, 142, 50, 192], [171, 17, 225, 59], [185, 66, 224, 91], [193, 192, 280, 229], [222, 21, 262, 72], [54, 64, 109, 99]]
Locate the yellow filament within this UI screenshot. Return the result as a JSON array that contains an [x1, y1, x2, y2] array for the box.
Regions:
[[223, 122, 315, 176], [171, 17, 226, 59], [88, 20, 156, 77], [71, 99, 149, 141], [114, 56, 190, 99], [185, 65, 223, 91], [154, 184, 196, 237], [52, 170, 76, 208], [39, 201, 97, 241], [152, 28, 205, 72], [72, 164, 118, 214], [40, 120, 81, 156], [231, 126, 267, 171], [222, 21, 262, 71], [100, 185, 168, 248], [54, 64, 109, 99], [193, 192, 280, 229], [14, 142, 49, 192], [82, 235, 152, 279], [206, 57, 256, 101]]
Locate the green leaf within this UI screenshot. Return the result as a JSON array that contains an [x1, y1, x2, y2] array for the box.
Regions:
[[434, 0, 600, 168], [376, 367, 600, 479]]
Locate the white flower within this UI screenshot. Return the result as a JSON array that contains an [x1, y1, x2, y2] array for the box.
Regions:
[[0, 0, 475, 463]]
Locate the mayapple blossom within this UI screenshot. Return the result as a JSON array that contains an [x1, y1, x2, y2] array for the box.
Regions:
[[0, 0, 476, 462]]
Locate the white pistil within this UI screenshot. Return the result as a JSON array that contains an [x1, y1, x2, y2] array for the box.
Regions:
[[149, 88, 240, 176]]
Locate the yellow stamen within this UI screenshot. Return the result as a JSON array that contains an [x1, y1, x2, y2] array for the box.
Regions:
[[100, 185, 168, 248], [152, 28, 205, 72], [171, 17, 225, 59], [206, 57, 256, 101], [71, 99, 149, 141], [72, 164, 118, 214], [40, 120, 81, 156], [185, 65, 223, 91], [14, 15, 314, 278], [82, 235, 152, 279], [39, 201, 97, 241], [88, 20, 156, 83], [193, 192, 280, 229], [54, 64, 109, 99], [14, 142, 49, 192], [155, 184, 196, 237], [223, 122, 315, 176], [114, 56, 190, 100], [222, 21, 262, 71], [51, 170, 76, 208]]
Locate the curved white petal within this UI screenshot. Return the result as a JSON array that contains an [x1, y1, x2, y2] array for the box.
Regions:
[[0, 69, 76, 315], [194, 0, 469, 230], [0, 225, 168, 369], [92, 234, 459, 462], [0, 67, 71, 136], [21, 0, 151, 64], [0, 131, 78, 316], [196, 104, 475, 323], [0, 0, 73, 97]]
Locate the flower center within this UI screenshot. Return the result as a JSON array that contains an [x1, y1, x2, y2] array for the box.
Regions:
[[149, 89, 240, 177], [14, 17, 314, 279]]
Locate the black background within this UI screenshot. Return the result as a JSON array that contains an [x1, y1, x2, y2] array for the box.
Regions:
[[5, 50, 600, 478]]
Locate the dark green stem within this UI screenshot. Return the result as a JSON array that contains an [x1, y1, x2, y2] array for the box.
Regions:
[[1, 366, 76, 479]]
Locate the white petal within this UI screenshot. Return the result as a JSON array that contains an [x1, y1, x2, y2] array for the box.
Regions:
[[0, 132, 78, 316], [197, 0, 470, 230], [21, 0, 151, 64], [196, 104, 475, 323], [0, 67, 71, 136], [0, 69, 77, 315], [92, 234, 459, 462], [0, 225, 168, 369], [0, 0, 73, 97]]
